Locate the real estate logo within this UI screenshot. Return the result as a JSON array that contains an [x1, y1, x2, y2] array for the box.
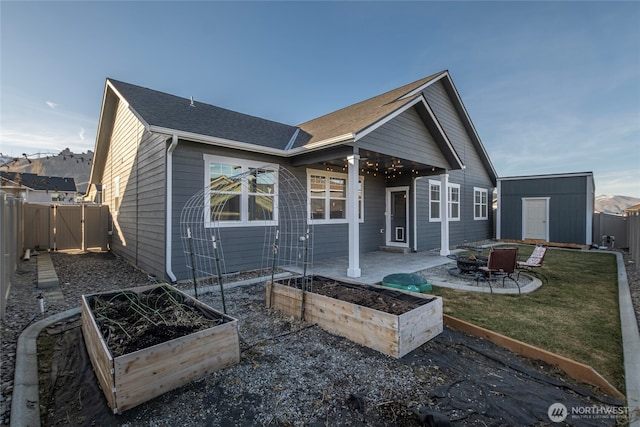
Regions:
[[548, 403, 568, 422]]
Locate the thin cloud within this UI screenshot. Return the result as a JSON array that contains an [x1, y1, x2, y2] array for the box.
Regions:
[[46, 101, 58, 109], [79, 127, 85, 141]]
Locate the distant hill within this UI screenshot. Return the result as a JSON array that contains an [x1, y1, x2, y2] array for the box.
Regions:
[[595, 195, 640, 215], [0, 148, 93, 194]]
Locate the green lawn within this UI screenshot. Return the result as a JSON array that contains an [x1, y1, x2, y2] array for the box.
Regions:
[[430, 246, 624, 392]]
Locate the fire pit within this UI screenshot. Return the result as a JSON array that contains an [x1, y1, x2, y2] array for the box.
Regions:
[[447, 254, 488, 274]]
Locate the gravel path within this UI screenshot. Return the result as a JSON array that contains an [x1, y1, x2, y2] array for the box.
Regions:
[[1, 249, 637, 426]]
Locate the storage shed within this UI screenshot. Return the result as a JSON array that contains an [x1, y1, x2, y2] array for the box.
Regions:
[[496, 172, 595, 245]]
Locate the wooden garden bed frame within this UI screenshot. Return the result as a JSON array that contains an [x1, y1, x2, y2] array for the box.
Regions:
[[266, 277, 443, 358], [81, 284, 240, 414]]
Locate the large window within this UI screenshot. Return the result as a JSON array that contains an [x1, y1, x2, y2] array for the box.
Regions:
[[474, 187, 488, 220], [429, 180, 460, 221], [307, 169, 363, 223], [204, 154, 277, 227]]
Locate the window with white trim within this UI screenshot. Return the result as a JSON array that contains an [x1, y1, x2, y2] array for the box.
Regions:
[[429, 180, 440, 221], [307, 169, 363, 223], [448, 183, 460, 221], [204, 154, 278, 227], [474, 187, 488, 220], [429, 180, 460, 221]]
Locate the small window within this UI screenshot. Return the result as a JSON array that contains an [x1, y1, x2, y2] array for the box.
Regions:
[[474, 187, 488, 220], [429, 181, 440, 222], [448, 183, 460, 221], [114, 176, 121, 213], [307, 169, 363, 223]]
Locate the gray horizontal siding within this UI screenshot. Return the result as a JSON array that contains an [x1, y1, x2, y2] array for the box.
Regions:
[[359, 107, 449, 169], [134, 132, 167, 277]]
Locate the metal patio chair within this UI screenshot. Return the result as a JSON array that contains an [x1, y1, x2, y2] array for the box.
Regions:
[[476, 247, 520, 294]]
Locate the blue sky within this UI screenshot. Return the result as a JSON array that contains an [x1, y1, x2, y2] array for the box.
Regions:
[[1, 1, 639, 197]]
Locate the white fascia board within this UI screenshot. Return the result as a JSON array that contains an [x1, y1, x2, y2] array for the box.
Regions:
[[355, 95, 463, 169], [439, 73, 499, 180], [149, 125, 355, 158], [106, 80, 151, 131], [291, 133, 355, 152], [498, 171, 595, 182], [397, 70, 448, 101], [148, 126, 286, 156], [355, 96, 424, 140]]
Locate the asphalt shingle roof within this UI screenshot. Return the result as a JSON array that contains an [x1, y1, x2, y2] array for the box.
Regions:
[[295, 72, 445, 148], [108, 79, 310, 150], [0, 172, 77, 192]]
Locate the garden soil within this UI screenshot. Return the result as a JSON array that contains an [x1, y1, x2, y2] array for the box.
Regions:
[[37, 283, 624, 427]]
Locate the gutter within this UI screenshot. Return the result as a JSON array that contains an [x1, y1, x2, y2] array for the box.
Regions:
[[165, 135, 178, 282], [149, 125, 355, 157]]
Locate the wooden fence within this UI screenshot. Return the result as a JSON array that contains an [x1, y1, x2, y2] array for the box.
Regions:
[[23, 203, 109, 251], [1, 192, 24, 320], [1, 200, 109, 320]]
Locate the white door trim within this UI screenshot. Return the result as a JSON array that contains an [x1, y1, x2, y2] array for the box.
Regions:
[[522, 197, 550, 241], [386, 186, 409, 247]]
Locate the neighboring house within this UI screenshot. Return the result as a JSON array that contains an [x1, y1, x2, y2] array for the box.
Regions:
[[496, 172, 595, 245], [0, 171, 78, 203], [87, 71, 497, 281]]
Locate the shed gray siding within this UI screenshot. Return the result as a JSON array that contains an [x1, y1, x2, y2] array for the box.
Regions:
[[499, 175, 591, 244]]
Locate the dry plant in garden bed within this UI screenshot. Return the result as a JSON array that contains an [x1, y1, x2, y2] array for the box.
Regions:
[[87, 285, 230, 357]]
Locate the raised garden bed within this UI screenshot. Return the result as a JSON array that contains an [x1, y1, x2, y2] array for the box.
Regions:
[[266, 276, 443, 358], [81, 284, 240, 414]]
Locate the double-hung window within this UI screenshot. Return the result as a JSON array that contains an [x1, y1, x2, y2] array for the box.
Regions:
[[448, 183, 460, 221], [429, 180, 460, 221], [429, 180, 441, 221], [307, 169, 363, 223], [204, 154, 277, 227], [474, 187, 488, 220]]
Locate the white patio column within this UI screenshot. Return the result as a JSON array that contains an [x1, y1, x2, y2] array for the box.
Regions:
[[439, 172, 450, 256], [347, 154, 361, 277]]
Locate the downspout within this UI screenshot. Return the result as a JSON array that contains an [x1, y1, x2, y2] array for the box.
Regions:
[[166, 135, 178, 282]]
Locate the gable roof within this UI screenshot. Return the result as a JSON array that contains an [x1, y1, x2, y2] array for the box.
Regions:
[[107, 79, 310, 150], [296, 72, 445, 147], [0, 172, 77, 192], [94, 72, 497, 183]]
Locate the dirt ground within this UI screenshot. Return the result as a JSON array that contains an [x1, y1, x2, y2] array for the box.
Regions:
[[34, 257, 626, 426]]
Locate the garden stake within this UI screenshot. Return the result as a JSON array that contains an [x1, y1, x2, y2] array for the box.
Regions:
[[300, 230, 310, 321], [269, 229, 279, 308], [186, 227, 199, 299], [212, 235, 227, 314]]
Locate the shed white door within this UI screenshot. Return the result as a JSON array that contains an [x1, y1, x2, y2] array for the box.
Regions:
[[522, 198, 549, 241]]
